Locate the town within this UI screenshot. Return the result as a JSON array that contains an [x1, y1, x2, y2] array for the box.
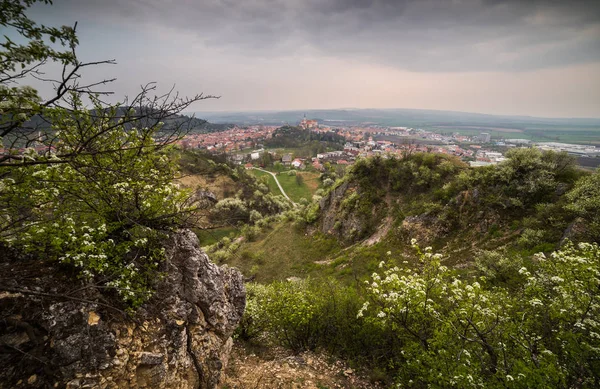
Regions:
[[176, 116, 600, 171]]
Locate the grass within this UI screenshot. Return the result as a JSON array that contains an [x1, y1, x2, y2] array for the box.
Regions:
[[222, 218, 422, 285], [275, 173, 316, 202], [248, 169, 283, 196], [250, 169, 321, 202], [195, 227, 239, 247], [299, 171, 321, 193], [224, 222, 341, 283]]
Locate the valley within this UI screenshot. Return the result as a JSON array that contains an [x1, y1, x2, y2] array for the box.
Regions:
[[2, 1, 600, 388]]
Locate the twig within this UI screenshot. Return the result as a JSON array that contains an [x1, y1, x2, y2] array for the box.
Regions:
[[0, 285, 128, 317]]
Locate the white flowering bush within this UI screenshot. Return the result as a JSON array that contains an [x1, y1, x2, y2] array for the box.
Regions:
[[359, 240, 600, 388], [0, 99, 193, 308], [0, 1, 214, 310]]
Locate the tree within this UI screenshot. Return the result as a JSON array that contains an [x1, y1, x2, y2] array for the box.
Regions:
[[565, 168, 600, 239], [260, 151, 273, 167], [0, 0, 214, 307]]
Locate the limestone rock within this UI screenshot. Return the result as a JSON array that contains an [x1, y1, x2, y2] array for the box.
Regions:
[[0, 229, 245, 389], [318, 181, 380, 243]]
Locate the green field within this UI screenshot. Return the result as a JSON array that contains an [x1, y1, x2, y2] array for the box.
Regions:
[[248, 169, 284, 196], [195, 227, 239, 246], [249, 169, 321, 202], [224, 222, 341, 283], [274, 173, 315, 202], [429, 125, 600, 145]]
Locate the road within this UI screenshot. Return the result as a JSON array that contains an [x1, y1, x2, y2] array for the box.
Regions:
[[252, 168, 297, 206]]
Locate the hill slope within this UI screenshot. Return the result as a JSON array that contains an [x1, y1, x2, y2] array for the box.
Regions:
[[219, 149, 598, 284]]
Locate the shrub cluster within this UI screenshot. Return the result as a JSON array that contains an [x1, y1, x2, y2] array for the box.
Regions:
[[242, 242, 600, 388]]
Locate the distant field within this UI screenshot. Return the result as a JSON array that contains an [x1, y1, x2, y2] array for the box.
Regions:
[[249, 169, 321, 202], [275, 171, 320, 202], [434, 126, 524, 133], [429, 125, 600, 145], [577, 157, 600, 170]]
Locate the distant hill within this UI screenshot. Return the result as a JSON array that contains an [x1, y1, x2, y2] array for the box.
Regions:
[[106, 107, 233, 134], [4, 108, 232, 145], [194, 108, 600, 127], [265, 125, 346, 148]]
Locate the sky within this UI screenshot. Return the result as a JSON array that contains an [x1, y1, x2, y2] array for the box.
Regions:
[[23, 0, 600, 118]]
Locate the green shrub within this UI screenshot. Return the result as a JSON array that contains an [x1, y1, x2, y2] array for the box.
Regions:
[[518, 228, 546, 247], [475, 249, 524, 287], [241, 225, 261, 242]]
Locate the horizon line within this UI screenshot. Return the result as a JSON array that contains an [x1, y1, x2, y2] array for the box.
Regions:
[[184, 107, 600, 121]]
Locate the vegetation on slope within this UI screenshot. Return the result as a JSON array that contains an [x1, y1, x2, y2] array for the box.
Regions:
[[221, 149, 600, 387], [241, 241, 600, 388]]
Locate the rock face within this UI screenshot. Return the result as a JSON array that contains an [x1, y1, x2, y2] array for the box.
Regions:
[[318, 181, 381, 244], [0, 229, 245, 389]]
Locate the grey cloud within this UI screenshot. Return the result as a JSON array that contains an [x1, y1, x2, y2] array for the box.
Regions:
[[46, 0, 600, 72]]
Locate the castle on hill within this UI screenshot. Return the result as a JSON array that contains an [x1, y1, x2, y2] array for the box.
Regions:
[[300, 114, 318, 129]]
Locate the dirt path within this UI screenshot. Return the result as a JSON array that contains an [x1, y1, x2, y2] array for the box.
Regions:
[[222, 343, 383, 389], [253, 168, 297, 207]]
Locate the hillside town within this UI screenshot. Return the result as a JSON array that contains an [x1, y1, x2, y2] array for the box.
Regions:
[[173, 117, 600, 171]]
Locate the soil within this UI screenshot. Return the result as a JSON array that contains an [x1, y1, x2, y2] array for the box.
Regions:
[[221, 342, 384, 389]]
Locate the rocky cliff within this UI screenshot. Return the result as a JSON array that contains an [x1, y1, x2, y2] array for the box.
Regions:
[[0, 229, 245, 389], [318, 181, 387, 244]]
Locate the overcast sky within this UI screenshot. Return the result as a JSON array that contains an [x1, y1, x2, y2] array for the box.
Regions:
[[26, 0, 600, 118]]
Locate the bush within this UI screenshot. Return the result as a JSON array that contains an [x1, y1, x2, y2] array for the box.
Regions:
[[518, 228, 546, 247], [241, 225, 261, 242], [475, 249, 524, 287], [360, 241, 600, 388], [241, 279, 320, 351]]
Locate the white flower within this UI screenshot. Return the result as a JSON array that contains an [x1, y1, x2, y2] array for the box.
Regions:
[[529, 298, 543, 307]]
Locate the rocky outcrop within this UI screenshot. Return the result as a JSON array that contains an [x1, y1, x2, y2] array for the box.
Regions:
[[318, 181, 383, 244], [399, 214, 448, 245], [0, 229, 245, 389]]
